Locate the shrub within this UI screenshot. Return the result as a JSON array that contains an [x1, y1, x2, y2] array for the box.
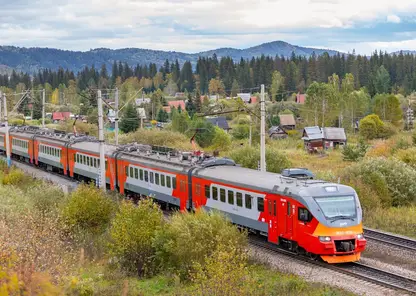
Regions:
[[395, 148, 416, 169], [228, 146, 291, 173], [286, 130, 299, 138], [359, 114, 394, 140], [210, 127, 231, 151], [190, 244, 255, 296], [30, 183, 65, 216], [153, 210, 247, 280], [393, 136, 411, 151], [366, 141, 392, 158], [342, 158, 416, 207], [342, 140, 368, 162], [231, 124, 250, 140], [412, 132, 416, 146], [108, 199, 164, 276], [2, 168, 25, 186], [61, 184, 116, 234]]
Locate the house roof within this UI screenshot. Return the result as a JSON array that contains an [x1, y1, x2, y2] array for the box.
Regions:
[[168, 100, 185, 110], [302, 126, 323, 141], [268, 126, 287, 137], [237, 93, 251, 102], [296, 93, 306, 104], [206, 116, 231, 130], [322, 127, 347, 141], [278, 114, 296, 126], [162, 106, 171, 113], [250, 97, 257, 104], [52, 112, 71, 121]]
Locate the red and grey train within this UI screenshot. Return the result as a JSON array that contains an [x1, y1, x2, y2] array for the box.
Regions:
[[0, 125, 366, 263]]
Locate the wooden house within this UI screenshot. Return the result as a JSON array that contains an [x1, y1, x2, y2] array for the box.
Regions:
[[322, 127, 347, 149], [268, 126, 288, 139]]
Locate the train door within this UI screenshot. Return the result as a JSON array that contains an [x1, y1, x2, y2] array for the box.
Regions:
[[286, 201, 293, 238], [267, 196, 278, 243]]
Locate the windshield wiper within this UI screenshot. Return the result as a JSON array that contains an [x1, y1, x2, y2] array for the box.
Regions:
[[329, 216, 355, 223]]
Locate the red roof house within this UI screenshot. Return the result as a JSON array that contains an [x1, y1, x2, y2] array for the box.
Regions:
[[249, 96, 257, 104], [52, 112, 71, 121], [168, 100, 186, 110]]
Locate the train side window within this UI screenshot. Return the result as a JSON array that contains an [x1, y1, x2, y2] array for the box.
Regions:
[[245, 194, 252, 209], [172, 177, 176, 189], [166, 176, 171, 188], [228, 190, 234, 205], [236, 192, 243, 207], [150, 172, 154, 184], [212, 186, 218, 200], [298, 208, 312, 222], [257, 197, 264, 212], [139, 169, 143, 180], [125, 166, 129, 177], [144, 171, 149, 182], [87, 157, 90, 166], [130, 167, 134, 177], [273, 201, 277, 216], [219, 188, 225, 202], [155, 173, 160, 185], [161, 175, 165, 186], [205, 185, 210, 198], [83, 155, 86, 164], [135, 168, 138, 179], [180, 180, 186, 192]]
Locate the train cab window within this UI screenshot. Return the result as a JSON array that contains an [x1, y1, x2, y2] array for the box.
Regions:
[[139, 169, 143, 181], [135, 168, 138, 179], [205, 185, 210, 199], [155, 173, 160, 185], [130, 167, 134, 178], [166, 176, 171, 188], [236, 192, 243, 207], [150, 172, 154, 184], [228, 190, 234, 205], [245, 194, 252, 209], [212, 187, 218, 200], [144, 171, 149, 182], [172, 177, 176, 189], [180, 180, 186, 192], [161, 175, 165, 186], [257, 197, 264, 212], [298, 208, 312, 222], [125, 166, 129, 177]]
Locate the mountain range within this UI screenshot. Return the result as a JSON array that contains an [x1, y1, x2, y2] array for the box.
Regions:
[[0, 40, 342, 74]]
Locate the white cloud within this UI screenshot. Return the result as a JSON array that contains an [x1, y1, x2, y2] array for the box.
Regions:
[[0, 0, 416, 52], [387, 15, 401, 23]]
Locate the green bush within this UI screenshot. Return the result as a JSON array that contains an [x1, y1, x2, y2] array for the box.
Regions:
[[286, 130, 299, 138], [359, 114, 394, 140], [228, 146, 291, 173], [210, 127, 231, 151], [2, 168, 26, 186], [396, 148, 416, 169], [342, 140, 368, 162], [108, 198, 164, 276], [342, 158, 416, 207], [231, 124, 250, 140], [61, 184, 116, 234], [153, 210, 247, 280], [412, 132, 416, 146], [30, 183, 65, 216]]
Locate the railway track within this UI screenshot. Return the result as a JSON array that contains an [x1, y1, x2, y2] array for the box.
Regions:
[[364, 227, 416, 252], [249, 237, 416, 295]]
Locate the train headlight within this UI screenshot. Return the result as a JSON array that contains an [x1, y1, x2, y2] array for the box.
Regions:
[[319, 236, 331, 242], [357, 233, 364, 240]]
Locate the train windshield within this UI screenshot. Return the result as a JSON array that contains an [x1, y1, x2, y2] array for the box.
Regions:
[[314, 195, 356, 220]]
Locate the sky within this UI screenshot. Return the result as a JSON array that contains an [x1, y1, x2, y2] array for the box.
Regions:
[[1, 0, 416, 55]]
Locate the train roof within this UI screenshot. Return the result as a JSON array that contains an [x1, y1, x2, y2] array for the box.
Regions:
[[71, 141, 118, 156], [194, 165, 356, 199]]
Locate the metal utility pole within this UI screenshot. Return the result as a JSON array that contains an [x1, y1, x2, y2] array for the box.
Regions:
[[114, 88, 119, 146], [0, 99, 2, 122], [260, 84, 266, 172], [2, 92, 11, 167], [97, 90, 106, 191], [42, 89, 45, 128]]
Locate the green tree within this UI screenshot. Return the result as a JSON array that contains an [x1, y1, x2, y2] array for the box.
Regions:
[[270, 71, 285, 101], [188, 118, 216, 148], [231, 79, 239, 97], [194, 88, 202, 113], [120, 103, 139, 133], [210, 126, 231, 151], [109, 199, 164, 275], [374, 65, 391, 94], [186, 93, 196, 117], [373, 94, 403, 123], [171, 108, 190, 134], [156, 109, 168, 122]]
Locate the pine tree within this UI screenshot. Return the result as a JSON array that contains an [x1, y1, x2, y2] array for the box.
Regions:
[[120, 103, 139, 133], [194, 88, 202, 113], [231, 79, 239, 97]]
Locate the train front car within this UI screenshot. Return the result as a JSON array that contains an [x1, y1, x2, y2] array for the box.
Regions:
[[298, 183, 367, 263]]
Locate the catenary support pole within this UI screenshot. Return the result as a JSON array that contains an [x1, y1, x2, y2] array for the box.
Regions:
[[3, 92, 11, 167], [97, 90, 106, 191], [42, 89, 45, 128], [115, 88, 119, 146], [260, 84, 266, 172]]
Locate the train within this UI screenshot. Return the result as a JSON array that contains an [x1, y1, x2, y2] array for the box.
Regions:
[[0, 125, 367, 263]]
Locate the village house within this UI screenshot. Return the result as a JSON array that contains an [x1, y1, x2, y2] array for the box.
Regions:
[[278, 114, 296, 130], [322, 127, 347, 149], [302, 126, 324, 151], [296, 93, 306, 104], [206, 116, 231, 133], [268, 126, 288, 139], [135, 98, 151, 106], [52, 112, 71, 123], [163, 100, 186, 113]]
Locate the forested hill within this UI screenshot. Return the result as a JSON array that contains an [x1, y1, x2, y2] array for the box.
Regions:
[[0, 41, 339, 74]]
